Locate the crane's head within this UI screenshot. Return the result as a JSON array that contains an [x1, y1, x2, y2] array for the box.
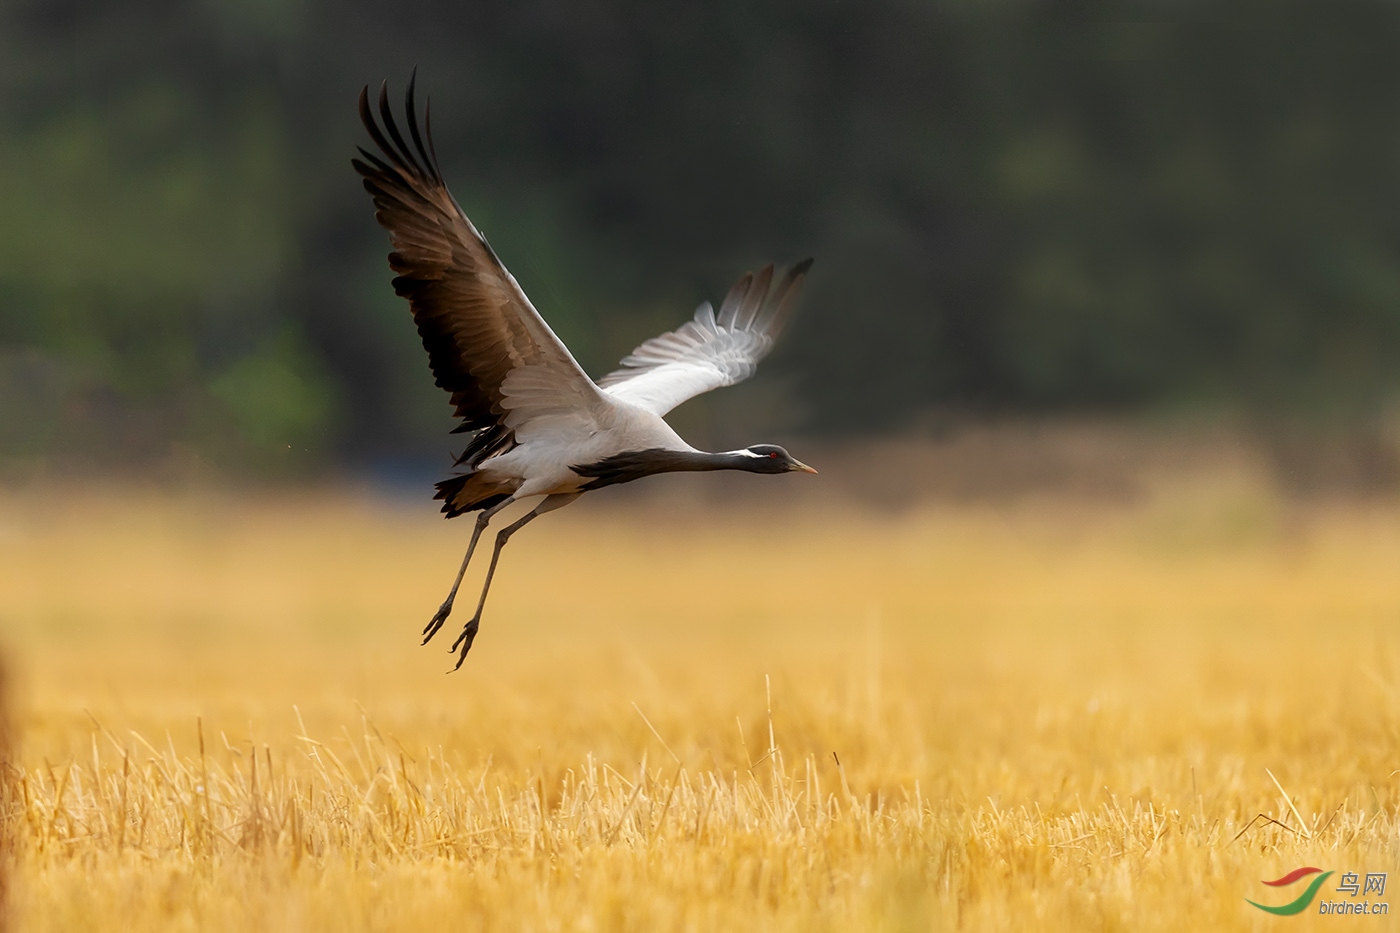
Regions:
[[739, 444, 818, 475]]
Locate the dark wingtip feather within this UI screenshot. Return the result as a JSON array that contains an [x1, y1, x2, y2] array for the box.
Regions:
[[359, 83, 404, 174], [716, 272, 754, 329], [424, 94, 442, 176], [377, 81, 418, 173], [359, 74, 442, 184], [357, 84, 374, 134], [758, 257, 815, 337], [352, 146, 395, 175], [404, 68, 438, 182]]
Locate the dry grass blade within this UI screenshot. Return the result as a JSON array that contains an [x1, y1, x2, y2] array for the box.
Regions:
[[1265, 767, 1312, 839]]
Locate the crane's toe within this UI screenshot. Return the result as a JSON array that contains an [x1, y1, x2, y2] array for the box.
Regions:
[[423, 601, 453, 644], [449, 618, 480, 671]]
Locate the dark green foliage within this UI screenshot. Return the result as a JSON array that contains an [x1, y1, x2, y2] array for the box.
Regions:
[[2, 0, 1399, 469]]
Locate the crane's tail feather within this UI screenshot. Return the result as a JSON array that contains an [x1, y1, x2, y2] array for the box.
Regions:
[[434, 475, 514, 517], [435, 424, 519, 517]]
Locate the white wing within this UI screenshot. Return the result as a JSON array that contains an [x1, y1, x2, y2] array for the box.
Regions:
[[600, 260, 813, 416]]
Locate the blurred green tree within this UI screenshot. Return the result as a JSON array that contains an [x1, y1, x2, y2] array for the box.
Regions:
[[2, 0, 1399, 474]]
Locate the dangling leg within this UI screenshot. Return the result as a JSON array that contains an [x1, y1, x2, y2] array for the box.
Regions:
[[449, 493, 580, 670], [422, 495, 516, 645]]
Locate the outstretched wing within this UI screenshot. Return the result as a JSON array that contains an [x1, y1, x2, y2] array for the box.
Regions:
[[352, 75, 608, 451], [599, 259, 813, 416]]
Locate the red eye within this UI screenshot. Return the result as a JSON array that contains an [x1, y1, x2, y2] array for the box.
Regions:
[[769, 452, 779, 458]]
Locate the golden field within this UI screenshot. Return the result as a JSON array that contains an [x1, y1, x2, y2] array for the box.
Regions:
[[1, 467, 1398, 931]]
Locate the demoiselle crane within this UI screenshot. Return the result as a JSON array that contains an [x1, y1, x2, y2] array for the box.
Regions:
[[354, 77, 817, 669]]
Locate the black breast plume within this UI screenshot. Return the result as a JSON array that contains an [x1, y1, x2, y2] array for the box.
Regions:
[[571, 448, 711, 490]]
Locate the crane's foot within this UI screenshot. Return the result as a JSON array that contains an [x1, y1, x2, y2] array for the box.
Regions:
[[449, 617, 480, 671], [423, 601, 454, 645]]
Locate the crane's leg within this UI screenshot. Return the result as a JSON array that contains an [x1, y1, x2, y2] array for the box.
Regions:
[[449, 493, 580, 671], [422, 495, 516, 645]]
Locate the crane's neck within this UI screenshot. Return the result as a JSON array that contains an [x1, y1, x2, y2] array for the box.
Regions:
[[673, 449, 769, 472], [571, 447, 769, 490]]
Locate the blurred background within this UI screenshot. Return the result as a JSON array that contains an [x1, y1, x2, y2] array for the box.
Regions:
[[3, 0, 1400, 493]]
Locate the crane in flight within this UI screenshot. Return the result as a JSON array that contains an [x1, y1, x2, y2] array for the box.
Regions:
[[354, 76, 816, 670]]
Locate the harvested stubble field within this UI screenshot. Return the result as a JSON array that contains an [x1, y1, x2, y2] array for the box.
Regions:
[[0, 474, 1397, 931]]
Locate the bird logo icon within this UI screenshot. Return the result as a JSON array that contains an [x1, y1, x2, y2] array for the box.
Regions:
[[1246, 867, 1333, 915]]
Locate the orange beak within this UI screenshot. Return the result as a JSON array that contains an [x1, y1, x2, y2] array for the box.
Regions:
[[790, 459, 818, 474]]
